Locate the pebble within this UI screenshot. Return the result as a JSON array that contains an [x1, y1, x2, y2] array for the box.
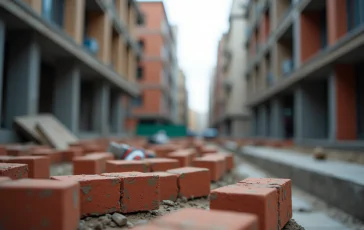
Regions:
[[181, 197, 188, 203], [106, 214, 112, 219], [85, 217, 92, 221], [111, 213, 128, 227], [126, 221, 134, 228], [162, 200, 175, 206], [109, 222, 116, 227], [98, 216, 111, 226]]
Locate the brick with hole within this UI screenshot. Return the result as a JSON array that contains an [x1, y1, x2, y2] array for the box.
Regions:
[[153, 208, 258, 230], [144, 172, 178, 201], [146, 158, 179, 172], [73, 153, 112, 175], [31, 149, 62, 164], [106, 160, 149, 173], [3, 156, 50, 179], [51, 175, 120, 217], [167, 167, 210, 199], [210, 184, 278, 230], [0, 179, 80, 230], [192, 156, 225, 182], [0, 177, 10, 183], [239, 178, 292, 228], [167, 150, 195, 167], [101, 172, 160, 213], [0, 163, 28, 180]]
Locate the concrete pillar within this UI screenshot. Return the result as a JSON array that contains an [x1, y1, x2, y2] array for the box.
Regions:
[[328, 73, 337, 143], [257, 105, 268, 137], [270, 98, 284, 139], [5, 31, 40, 129], [110, 91, 124, 134], [54, 62, 81, 134], [0, 20, 5, 124], [93, 81, 110, 136], [293, 11, 301, 69], [294, 87, 304, 142]]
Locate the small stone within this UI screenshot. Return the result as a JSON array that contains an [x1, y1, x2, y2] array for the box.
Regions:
[[111, 213, 127, 227], [99, 216, 111, 226], [93, 222, 103, 230], [78, 220, 86, 230], [134, 220, 148, 226], [162, 200, 175, 206], [181, 197, 188, 203], [106, 214, 112, 219], [150, 210, 160, 216], [166, 208, 171, 211], [109, 222, 116, 227], [85, 217, 92, 221], [126, 221, 134, 228]]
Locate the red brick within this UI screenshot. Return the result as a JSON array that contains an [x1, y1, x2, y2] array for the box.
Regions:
[[153, 208, 258, 230], [0, 145, 6, 156], [0, 163, 28, 180], [73, 154, 111, 175], [167, 167, 210, 199], [6, 145, 29, 156], [31, 149, 62, 164], [167, 150, 196, 167], [51, 175, 120, 217], [239, 178, 292, 228], [210, 184, 278, 230], [0, 177, 10, 183], [149, 144, 181, 157], [200, 146, 218, 155], [83, 144, 105, 154], [0, 179, 80, 230], [146, 158, 179, 172], [102, 172, 160, 213], [192, 156, 225, 182], [4, 156, 50, 179], [106, 160, 149, 173], [60, 147, 84, 162], [144, 172, 178, 201], [204, 152, 234, 172]]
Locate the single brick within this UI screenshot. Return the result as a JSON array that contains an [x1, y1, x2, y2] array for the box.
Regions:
[[51, 175, 120, 217], [192, 156, 225, 182], [205, 152, 234, 172], [144, 172, 178, 201], [102, 172, 160, 213], [0, 163, 28, 180], [106, 160, 149, 173], [6, 145, 29, 156], [150, 144, 181, 157], [4, 156, 50, 179], [200, 146, 218, 155], [73, 154, 109, 175], [60, 147, 84, 162], [0, 177, 10, 183], [239, 178, 292, 228], [83, 144, 105, 154], [146, 158, 179, 172], [153, 208, 258, 230], [0, 179, 80, 230], [0, 145, 6, 156], [210, 184, 278, 230], [31, 149, 62, 164], [167, 167, 210, 199], [167, 150, 195, 167]]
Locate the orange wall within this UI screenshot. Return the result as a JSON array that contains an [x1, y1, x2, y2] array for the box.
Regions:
[[139, 33, 164, 57], [259, 12, 270, 44], [335, 64, 357, 140], [327, 0, 348, 46], [300, 12, 321, 63], [133, 89, 163, 114], [139, 2, 166, 30], [138, 61, 163, 84]]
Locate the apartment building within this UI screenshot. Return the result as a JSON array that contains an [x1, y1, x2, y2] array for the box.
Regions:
[[217, 0, 251, 137], [209, 34, 228, 134], [0, 0, 143, 142], [245, 0, 364, 148], [127, 1, 177, 132], [177, 69, 188, 125]]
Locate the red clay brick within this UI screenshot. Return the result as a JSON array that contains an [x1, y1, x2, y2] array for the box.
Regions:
[[0, 145, 6, 156], [150, 144, 181, 157], [51, 175, 120, 217], [192, 156, 225, 182], [73, 154, 110, 175], [102, 172, 160, 213], [0, 163, 28, 180], [106, 160, 149, 173], [83, 144, 105, 154], [204, 152, 234, 172], [31, 149, 62, 164], [239, 178, 292, 228], [60, 147, 84, 162], [6, 145, 29, 156], [144, 172, 178, 201], [153, 208, 258, 230], [146, 158, 179, 172], [167, 167, 210, 199], [167, 150, 196, 167], [210, 184, 278, 230], [0, 178, 80, 230], [0, 176, 10, 183], [200, 146, 218, 155], [4, 156, 50, 179]]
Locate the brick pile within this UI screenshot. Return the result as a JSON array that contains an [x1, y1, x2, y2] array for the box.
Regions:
[[0, 138, 294, 230]]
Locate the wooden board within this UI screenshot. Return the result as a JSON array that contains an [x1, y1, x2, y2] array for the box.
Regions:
[[14, 114, 78, 149]]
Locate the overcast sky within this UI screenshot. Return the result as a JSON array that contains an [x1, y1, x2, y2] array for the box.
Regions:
[[141, 0, 232, 113]]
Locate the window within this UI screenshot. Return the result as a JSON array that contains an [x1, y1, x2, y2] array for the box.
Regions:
[[137, 67, 144, 80], [132, 96, 143, 107], [138, 40, 145, 51], [42, 0, 65, 27]]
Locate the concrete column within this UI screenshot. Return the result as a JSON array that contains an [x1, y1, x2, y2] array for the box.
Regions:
[[328, 73, 337, 143], [110, 91, 124, 134], [257, 105, 268, 137], [294, 87, 304, 142], [93, 81, 110, 136], [54, 62, 81, 134], [250, 109, 258, 137], [293, 11, 301, 69], [5, 31, 40, 129], [270, 98, 284, 139], [0, 20, 5, 124]]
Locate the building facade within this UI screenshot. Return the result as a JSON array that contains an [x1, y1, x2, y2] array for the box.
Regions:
[[218, 0, 251, 137], [126, 1, 176, 133], [0, 0, 142, 142], [177, 69, 188, 125], [245, 0, 364, 148]]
